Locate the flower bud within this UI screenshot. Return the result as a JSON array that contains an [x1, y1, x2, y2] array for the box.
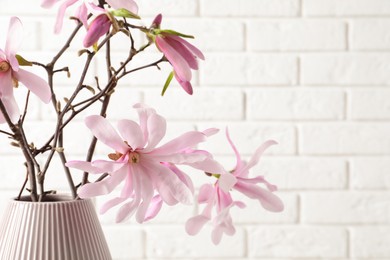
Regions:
[[83, 14, 112, 48]]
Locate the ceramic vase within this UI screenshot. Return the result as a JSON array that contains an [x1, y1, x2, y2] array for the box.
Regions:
[[0, 195, 112, 260]]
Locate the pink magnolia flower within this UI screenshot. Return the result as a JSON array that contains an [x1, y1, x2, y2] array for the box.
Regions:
[[185, 129, 283, 244], [186, 182, 245, 245], [151, 14, 205, 95], [0, 17, 51, 123], [41, 0, 138, 34], [66, 104, 224, 223]]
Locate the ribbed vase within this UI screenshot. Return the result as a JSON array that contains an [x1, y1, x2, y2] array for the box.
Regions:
[[0, 195, 112, 260]]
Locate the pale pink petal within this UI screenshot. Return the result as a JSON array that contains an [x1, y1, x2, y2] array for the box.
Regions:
[[226, 128, 243, 174], [218, 173, 237, 193], [185, 156, 225, 175], [240, 140, 278, 176], [156, 36, 192, 81], [234, 182, 284, 212], [83, 14, 111, 47], [202, 128, 219, 137], [216, 187, 233, 211], [152, 131, 206, 155], [13, 68, 51, 103], [174, 73, 193, 95], [54, 0, 78, 34], [106, 0, 139, 14], [5, 17, 23, 71], [1, 94, 20, 123], [144, 113, 166, 152], [66, 160, 106, 174], [151, 162, 193, 205], [239, 176, 278, 192], [164, 36, 199, 70], [144, 195, 163, 222], [185, 215, 210, 236], [85, 115, 129, 154], [75, 3, 89, 29], [0, 71, 19, 123], [135, 171, 154, 223], [149, 152, 208, 164], [78, 165, 127, 198], [169, 35, 205, 60], [198, 184, 214, 203], [116, 200, 138, 223], [163, 163, 194, 193], [117, 119, 144, 150], [100, 197, 127, 214], [211, 226, 225, 245], [133, 103, 156, 143], [41, 0, 58, 8]]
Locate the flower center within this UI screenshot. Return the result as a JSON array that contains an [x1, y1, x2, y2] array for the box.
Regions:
[[0, 61, 10, 72], [130, 152, 140, 164]]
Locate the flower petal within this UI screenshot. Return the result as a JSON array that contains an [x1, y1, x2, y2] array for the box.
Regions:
[[169, 35, 205, 60], [78, 165, 127, 198], [164, 36, 199, 70], [218, 173, 237, 193], [85, 115, 129, 154], [13, 69, 51, 103], [144, 113, 166, 152], [117, 119, 144, 150], [156, 36, 192, 81], [174, 73, 193, 95], [106, 0, 138, 14], [66, 160, 106, 174], [54, 0, 78, 34], [234, 182, 284, 212], [239, 140, 278, 176], [152, 131, 206, 155], [5, 17, 23, 71], [0, 71, 19, 123], [226, 128, 244, 174], [100, 196, 127, 214], [144, 195, 163, 222], [185, 215, 210, 236], [83, 14, 111, 48], [116, 200, 138, 223]]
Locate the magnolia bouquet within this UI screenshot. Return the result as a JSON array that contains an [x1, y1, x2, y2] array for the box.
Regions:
[[0, 0, 283, 245]]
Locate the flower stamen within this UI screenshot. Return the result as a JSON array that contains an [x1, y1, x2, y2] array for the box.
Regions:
[[0, 61, 10, 72]]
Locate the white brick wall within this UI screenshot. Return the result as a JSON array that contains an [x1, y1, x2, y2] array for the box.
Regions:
[[1, 0, 390, 259]]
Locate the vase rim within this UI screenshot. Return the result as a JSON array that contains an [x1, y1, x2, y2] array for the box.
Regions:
[[13, 194, 86, 204]]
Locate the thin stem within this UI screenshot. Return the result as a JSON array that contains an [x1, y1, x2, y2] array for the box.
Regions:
[[0, 99, 38, 201]]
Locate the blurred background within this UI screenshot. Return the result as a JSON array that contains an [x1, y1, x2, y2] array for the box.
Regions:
[[1, 0, 390, 259]]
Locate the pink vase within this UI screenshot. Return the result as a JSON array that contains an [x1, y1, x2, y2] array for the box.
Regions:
[[0, 195, 112, 260]]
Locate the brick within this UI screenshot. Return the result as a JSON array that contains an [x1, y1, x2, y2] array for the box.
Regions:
[[299, 123, 390, 155], [349, 89, 390, 120], [138, 0, 197, 16], [247, 88, 345, 120], [198, 123, 296, 155], [101, 225, 144, 259], [247, 20, 346, 51], [301, 54, 390, 85], [350, 158, 390, 189], [261, 157, 347, 189], [144, 89, 244, 121], [303, 0, 390, 16], [351, 227, 390, 258], [200, 54, 297, 86], [163, 18, 244, 51], [350, 19, 390, 50], [200, 0, 300, 17], [146, 226, 245, 258], [248, 226, 347, 258], [0, 157, 28, 189], [301, 191, 390, 223], [0, 0, 55, 15]]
